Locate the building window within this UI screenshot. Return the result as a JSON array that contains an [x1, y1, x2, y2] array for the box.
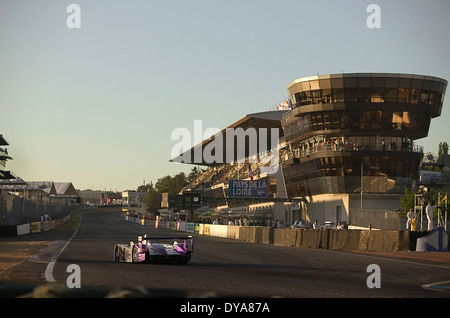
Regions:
[[410, 88, 420, 104], [420, 91, 430, 104], [321, 89, 332, 103], [370, 88, 385, 103], [397, 88, 410, 103], [385, 88, 398, 102], [357, 88, 371, 102], [311, 90, 321, 104], [333, 89, 345, 103], [304, 91, 312, 105]]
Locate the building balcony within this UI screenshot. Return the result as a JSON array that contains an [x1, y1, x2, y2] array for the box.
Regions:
[[281, 138, 423, 166]]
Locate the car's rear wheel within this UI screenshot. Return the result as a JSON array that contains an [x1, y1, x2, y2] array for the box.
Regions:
[[131, 245, 139, 263], [114, 245, 120, 261], [179, 253, 191, 265]]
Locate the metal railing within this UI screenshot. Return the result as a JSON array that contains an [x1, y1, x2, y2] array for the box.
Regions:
[[286, 142, 423, 159]]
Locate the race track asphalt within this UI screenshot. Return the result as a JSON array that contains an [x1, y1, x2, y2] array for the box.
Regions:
[[1, 206, 450, 300]]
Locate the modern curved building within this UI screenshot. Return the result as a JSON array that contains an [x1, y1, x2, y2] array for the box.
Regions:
[[281, 73, 447, 221]]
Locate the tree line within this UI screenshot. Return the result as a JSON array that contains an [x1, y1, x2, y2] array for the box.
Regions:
[[400, 141, 449, 214], [136, 167, 202, 214]]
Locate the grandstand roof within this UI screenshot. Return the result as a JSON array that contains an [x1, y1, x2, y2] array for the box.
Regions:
[[0, 135, 9, 146], [171, 110, 288, 166], [0, 176, 25, 189], [0, 179, 78, 196], [26, 181, 57, 195]]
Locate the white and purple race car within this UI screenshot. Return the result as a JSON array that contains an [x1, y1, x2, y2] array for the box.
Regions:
[[114, 234, 193, 265]]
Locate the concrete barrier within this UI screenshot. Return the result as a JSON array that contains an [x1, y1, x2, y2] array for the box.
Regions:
[[239, 226, 255, 243], [226, 226, 240, 240], [359, 230, 409, 251], [202, 224, 210, 236], [1, 214, 72, 237], [16, 223, 30, 236], [328, 229, 362, 250], [30, 222, 41, 233], [274, 228, 298, 247], [261, 227, 273, 244], [253, 227, 265, 244], [210, 224, 228, 238], [122, 215, 412, 252], [0, 225, 16, 237]]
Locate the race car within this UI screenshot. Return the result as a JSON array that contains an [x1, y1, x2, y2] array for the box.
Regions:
[[113, 234, 193, 265]]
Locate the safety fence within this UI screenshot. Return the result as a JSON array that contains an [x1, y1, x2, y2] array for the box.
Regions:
[[349, 208, 402, 230], [124, 215, 411, 252], [0, 214, 72, 237], [0, 192, 80, 226]]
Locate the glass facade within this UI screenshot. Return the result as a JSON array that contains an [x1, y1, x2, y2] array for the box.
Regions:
[[289, 74, 446, 110], [283, 110, 431, 142], [291, 86, 445, 108], [281, 73, 447, 197]]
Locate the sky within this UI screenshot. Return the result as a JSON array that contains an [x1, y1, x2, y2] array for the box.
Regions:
[[1, 0, 450, 191]]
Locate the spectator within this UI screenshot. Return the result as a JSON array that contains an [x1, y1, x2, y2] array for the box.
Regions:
[[313, 219, 321, 229], [391, 141, 397, 151], [426, 202, 437, 231], [406, 207, 416, 231]]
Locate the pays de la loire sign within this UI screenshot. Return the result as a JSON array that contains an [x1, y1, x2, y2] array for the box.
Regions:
[[228, 180, 268, 198]]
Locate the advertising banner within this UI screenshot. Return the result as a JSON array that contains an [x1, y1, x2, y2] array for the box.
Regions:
[[228, 179, 268, 198]]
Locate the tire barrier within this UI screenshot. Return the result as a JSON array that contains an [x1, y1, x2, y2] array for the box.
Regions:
[[125, 215, 415, 252]]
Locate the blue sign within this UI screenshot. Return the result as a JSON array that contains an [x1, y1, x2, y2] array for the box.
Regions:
[[228, 180, 268, 198]]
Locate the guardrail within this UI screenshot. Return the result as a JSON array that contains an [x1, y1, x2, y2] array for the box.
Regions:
[[123, 215, 412, 252]]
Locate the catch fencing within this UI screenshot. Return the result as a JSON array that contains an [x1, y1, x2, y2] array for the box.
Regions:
[[349, 208, 401, 230], [0, 192, 80, 226]]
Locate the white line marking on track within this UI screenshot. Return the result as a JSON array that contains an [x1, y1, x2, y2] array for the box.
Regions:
[[327, 249, 450, 270], [422, 280, 450, 293], [326, 250, 450, 294], [44, 215, 83, 283]]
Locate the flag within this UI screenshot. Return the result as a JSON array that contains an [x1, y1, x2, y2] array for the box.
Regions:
[[439, 195, 447, 206]]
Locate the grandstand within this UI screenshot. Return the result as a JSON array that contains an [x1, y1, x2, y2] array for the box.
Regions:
[[172, 110, 304, 226]]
